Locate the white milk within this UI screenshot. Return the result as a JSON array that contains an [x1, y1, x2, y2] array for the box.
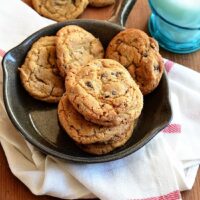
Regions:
[[150, 0, 200, 28]]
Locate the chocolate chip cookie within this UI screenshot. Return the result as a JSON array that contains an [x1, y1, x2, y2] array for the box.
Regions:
[[78, 120, 135, 155], [66, 59, 143, 126], [58, 94, 132, 144], [19, 36, 65, 103], [32, 0, 89, 22], [89, 0, 115, 7], [56, 25, 104, 77], [106, 28, 164, 95]]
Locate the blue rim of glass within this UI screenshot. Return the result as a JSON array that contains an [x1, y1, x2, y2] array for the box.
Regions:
[[148, 0, 200, 30], [148, 16, 200, 54]]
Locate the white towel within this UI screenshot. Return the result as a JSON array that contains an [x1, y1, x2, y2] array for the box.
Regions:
[[0, 1, 200, 199]]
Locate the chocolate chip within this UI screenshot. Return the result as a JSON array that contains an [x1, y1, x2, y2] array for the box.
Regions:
[[143, 52, 148, 57], [112, 91, 117, 95], [104, 92, 110, 98], [71, 0, 76, 5], [154, 65, 160, 71], [150, 43, 157, 49], [85, 81, 93, 89], [115, 71, 122, 77], [101, 73, 108, 79], [111, 71, 121, 77], [116, 39, 122, 45]]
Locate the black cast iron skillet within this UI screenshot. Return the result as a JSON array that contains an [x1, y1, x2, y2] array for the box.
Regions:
[[2, 0, 172, 163]]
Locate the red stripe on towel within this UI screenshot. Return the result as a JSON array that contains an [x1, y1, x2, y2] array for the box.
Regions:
[[165, 60, 174, 73], [163, 124, 181, 134], [132, 190, 181, 200], [0, 49, 6, 57]]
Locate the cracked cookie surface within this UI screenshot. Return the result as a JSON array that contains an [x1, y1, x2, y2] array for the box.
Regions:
[[78, 120, 135, 155], [66, 59, 143, 126], [56, 25, 104, 77], [32, 0, 89, 22], [106, 29, 164, 95], [89, 0, 115, 7], [19, 36, 65, 103], [58, 94, 131, 144]]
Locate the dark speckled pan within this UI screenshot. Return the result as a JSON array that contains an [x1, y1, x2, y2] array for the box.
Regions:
[[1, 0, 172, 163]]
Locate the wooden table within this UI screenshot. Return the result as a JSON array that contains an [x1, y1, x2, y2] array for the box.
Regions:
[[1, 0, 200, 199]]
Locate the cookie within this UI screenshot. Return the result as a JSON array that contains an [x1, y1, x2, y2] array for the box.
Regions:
[[89, 0, 115, 7], [78, 120, 135, 155], [19, 36, 65, 103], [106, 28, 164, 95], [66, 59, 143, 126], [32, 0, 89, 22], [56, 25, 104, 77], [58, 94, 131, 144]]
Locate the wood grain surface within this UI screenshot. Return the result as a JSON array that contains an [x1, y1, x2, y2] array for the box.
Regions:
[[0, 0, 200, 199]]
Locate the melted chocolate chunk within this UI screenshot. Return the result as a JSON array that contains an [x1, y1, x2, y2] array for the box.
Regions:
[[154, 64, 160, 71], [112, 90, 117, 95], [116, 71, 122, 77], [85, 81, 93, 89], [143, 52, 148, 57], [111, 71, 122, 77], [101, 73, 108, 79]]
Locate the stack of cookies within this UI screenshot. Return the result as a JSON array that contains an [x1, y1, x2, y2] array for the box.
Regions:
[[32, 0, 116, 22], [19, 25, 164, 155], [58, 59, 143, 155]]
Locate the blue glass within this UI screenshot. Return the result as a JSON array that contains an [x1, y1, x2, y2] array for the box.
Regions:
[[148, 0, 200, 54]]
